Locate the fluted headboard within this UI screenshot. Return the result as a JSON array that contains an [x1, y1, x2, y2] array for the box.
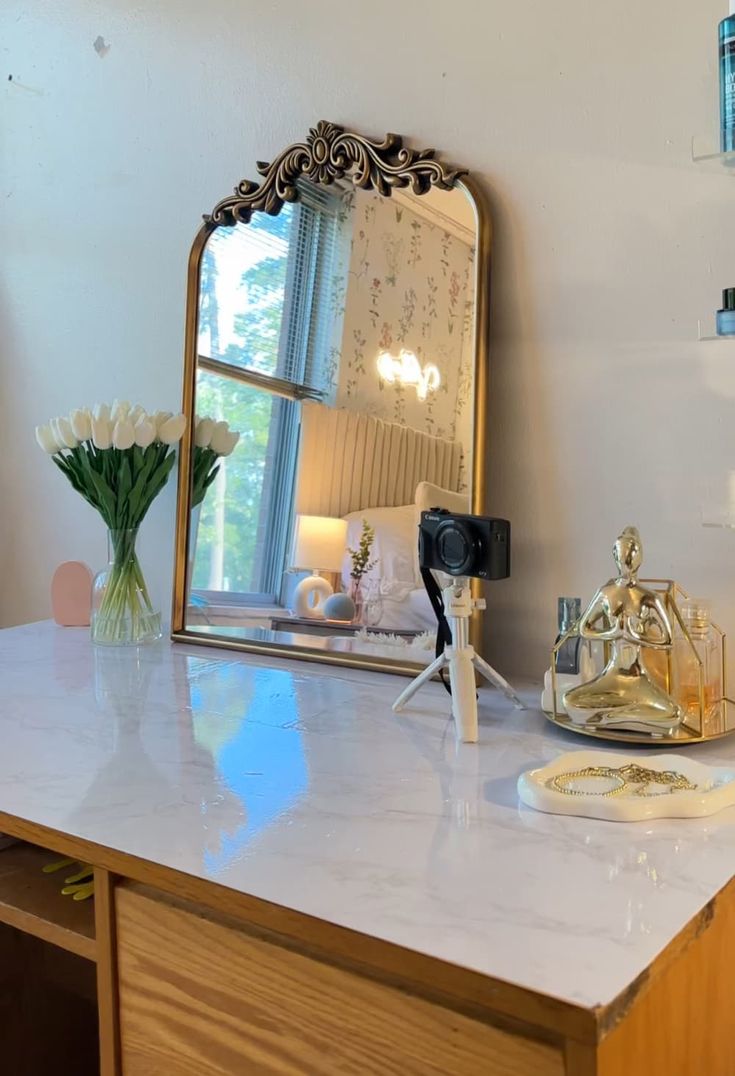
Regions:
[[294, 402, 462, 518]]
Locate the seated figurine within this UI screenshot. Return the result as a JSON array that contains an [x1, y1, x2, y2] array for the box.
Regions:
[[563, 526, 682, 736]]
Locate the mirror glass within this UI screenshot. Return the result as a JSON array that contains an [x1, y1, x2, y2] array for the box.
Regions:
[[185, 179, 478, 668]]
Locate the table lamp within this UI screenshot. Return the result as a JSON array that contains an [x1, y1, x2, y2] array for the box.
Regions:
[[290, 515, 348, 619]]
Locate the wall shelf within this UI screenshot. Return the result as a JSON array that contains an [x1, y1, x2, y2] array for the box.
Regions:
[[691, 135, 735, 170], [698, 316, 735, 343], [702, 518, 735, 530], [0, 842, 96, 961]]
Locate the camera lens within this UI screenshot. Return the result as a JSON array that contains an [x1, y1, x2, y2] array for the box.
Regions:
[[435, 519, 478, 576]]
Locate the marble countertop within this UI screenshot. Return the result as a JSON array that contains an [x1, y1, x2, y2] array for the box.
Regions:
[[2, 621, 735, 1010]]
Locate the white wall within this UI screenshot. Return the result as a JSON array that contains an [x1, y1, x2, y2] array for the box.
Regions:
[[2, 0, 735, 678]]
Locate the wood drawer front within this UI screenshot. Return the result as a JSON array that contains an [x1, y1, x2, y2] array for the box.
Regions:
[[116, 887, 564, 1076]]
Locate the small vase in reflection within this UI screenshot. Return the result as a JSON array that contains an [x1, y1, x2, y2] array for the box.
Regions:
[[349, 578, 365, 623], [362, 580, 384, 628]]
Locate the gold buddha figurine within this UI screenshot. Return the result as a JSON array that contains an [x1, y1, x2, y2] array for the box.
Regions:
[[563, 526, 683, 736]]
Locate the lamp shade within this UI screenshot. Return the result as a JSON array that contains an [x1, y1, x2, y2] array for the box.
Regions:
[[291, 515, 348, 572]]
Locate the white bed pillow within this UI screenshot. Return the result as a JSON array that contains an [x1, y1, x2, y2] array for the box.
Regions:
[[414, 481, 469, 516], [341, 505, 419, 594]]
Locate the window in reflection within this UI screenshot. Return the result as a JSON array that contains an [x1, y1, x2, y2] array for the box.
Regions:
[[193, 370, 294, 599], [198, 208, 291, 375], [197, 186, 347, 385], [194, 185, 349, 604], [189, 662, 308, 876]]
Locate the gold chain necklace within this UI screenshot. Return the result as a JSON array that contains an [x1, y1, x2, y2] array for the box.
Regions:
[[617, 764, 697, 795], [549, 763, 697, 799]]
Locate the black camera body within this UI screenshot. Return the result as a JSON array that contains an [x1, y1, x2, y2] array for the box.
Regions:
[[418, 509, 511, 581]]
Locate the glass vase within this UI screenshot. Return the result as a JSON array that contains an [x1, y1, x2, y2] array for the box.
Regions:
[[91, 529, 162, 646], [362, 579, 384, 628], [349, 578, 365, 625]]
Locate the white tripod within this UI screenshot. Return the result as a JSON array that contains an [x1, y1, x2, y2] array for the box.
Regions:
[[392, 579, 525, 742]]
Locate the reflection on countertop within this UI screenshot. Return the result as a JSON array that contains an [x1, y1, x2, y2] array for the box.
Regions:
[[184, 621, 434, 666], [3, 620, 735, 1010]]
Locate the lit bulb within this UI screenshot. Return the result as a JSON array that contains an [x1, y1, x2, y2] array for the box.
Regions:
[[424, 364, 441, 392], [377, 351, 397, 383], [375, 349, 441, 400], [399, 350, 422, 385]]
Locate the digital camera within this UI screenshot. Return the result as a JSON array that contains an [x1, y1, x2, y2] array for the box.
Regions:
[[418, 509, 511, 580]]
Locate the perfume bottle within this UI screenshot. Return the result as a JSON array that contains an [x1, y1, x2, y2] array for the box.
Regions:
[[541, 596, 598, 713], [674, 599, 723, 728], [642, 643, 670, 693], [555, 596, 582, 674]]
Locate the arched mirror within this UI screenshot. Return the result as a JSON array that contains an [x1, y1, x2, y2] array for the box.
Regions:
[[172, 122, 491, 675]]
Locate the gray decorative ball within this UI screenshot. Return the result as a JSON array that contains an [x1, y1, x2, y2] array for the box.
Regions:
[[323, 592, 356, 622]]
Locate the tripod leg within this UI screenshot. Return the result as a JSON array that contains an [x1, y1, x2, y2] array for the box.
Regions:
[[472, 654, 526, 710], [392, 654, 448, 712], [448, 647, 478, 743]]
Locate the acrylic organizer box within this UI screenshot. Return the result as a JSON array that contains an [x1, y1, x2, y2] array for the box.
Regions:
[[544, 580, 735, 745]]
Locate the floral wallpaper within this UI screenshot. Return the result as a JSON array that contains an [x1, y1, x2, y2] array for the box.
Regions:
[[324, 190, 476, 488]]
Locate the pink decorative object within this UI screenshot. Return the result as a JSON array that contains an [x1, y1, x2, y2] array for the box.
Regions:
[[51, 561, 93, 627]]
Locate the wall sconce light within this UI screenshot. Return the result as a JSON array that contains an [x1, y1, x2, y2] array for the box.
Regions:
[[376, 349, 441, 401]]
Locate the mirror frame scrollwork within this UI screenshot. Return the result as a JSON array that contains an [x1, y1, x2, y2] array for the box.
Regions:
[[171, 121, 492, 676]]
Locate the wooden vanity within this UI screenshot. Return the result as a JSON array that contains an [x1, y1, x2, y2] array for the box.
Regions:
[[1, 622, 734, 1075]]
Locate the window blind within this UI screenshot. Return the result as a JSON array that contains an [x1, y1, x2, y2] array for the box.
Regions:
[[198, 183, 348, 394], [198, 209, 292, 377], [277, 181, 347, 391]]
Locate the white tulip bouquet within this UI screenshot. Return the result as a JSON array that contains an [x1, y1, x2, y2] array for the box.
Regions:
[[36, 401, 187, 645], [191, 415, 241, 508]]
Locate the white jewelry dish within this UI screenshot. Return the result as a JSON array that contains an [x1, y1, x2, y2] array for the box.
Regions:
[[518, 750, 735, 822]]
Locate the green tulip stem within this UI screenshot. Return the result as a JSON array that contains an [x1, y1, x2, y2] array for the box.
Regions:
[[92, 529, 160, 645]]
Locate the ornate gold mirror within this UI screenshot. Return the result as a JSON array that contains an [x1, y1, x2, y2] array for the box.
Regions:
[[172, 121, 491, 675]]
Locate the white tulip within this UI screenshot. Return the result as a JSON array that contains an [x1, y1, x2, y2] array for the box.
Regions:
[[59, 416, 79, 448], [128, 404, 145, 427], [91, 416, 112, 450], [133, 417, 156, 448], [69, 408, 92, 441], [35, 423, 60, 454], [50, 417, 64, 447], [152, 411, 173, 438], [195, 417, 215, 448], [221, 431, 240, 456], [52, 416, 78, 449], [93, 402, 111, 423], [111, 399, 131, 422], [158, 413, 187, 445], [210, 423, 240, 457], [209, 421, 228, 451], [112, 418, 135, 450]]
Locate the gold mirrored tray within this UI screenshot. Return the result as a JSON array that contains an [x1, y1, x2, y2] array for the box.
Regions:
[[547, 576, 735, 746], [541, 703, 735, 746]]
